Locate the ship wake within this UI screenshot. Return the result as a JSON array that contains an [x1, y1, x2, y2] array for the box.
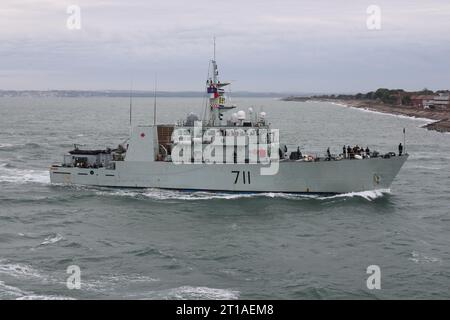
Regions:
[[0, 163, 49, 184], [94, 188, 391, 201]]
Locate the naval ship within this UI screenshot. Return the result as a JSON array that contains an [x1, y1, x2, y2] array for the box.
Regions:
[[50, 57, 408, 194]]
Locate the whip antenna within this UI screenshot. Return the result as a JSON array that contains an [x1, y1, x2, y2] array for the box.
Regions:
[[129, 79, 133, 133], [403, 127, 406, 155], [153, 74, 157, 126]]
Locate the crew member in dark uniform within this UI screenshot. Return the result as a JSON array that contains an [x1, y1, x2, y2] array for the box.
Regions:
[[347, 145, 352, 159], [398, 143, 403, 156]]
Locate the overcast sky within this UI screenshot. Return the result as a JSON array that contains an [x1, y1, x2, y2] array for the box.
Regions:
[[1, 0, 450, 93]]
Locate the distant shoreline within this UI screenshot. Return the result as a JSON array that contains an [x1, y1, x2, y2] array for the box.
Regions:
[[0, 90, 293, 98], [283, 97, 450, 133]]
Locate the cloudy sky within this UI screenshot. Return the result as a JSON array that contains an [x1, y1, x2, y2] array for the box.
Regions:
[[1, 0, 450, 93]]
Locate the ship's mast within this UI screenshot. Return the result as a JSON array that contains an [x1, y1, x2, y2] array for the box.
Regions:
[[206, 38, 231, 126]]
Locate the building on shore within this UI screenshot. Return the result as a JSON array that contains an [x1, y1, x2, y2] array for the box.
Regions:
[[424, 93, 450, 109], [411, 94, 449, 109], [411, 95, 434, 108]]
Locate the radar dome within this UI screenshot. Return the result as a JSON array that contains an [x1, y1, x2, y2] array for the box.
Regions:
[[237, 110, 246, 120]]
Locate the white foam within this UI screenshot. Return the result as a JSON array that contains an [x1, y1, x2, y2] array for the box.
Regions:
[[95, 189, 253, 200], [108, 274, 160, 283], [0, 261, 44, 279], [40, 233, 64, 246], [0, 280, 74, 300], [95, 189, 140, 198], [157, 286, 240, 300], [143, 189, 259, 201], [357, 107, 436, 123], [16, 295, 75, 300], [409, 165, 444, 171], [0, 166, 50, 184], [96, 189, 315, 201], [408, 251, 442, 264], [0, 143, 15, 149], [330, 102, 348, 107], [0, 281, 27, 298], [0, 143, 40, 151], [95, 188, 389, 201], [0, 261, 75, 300], [74, 274, 160, 294], [330, 102, 436, 123], [320, 189, 390, 201]]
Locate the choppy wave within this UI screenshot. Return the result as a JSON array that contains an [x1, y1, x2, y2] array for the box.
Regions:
[[0, 281, 73, 300], [0, 261, 74, 300], [0, 143, 15, 150], [0, 142, 42, 151], [80, 274, 160, 294], [408, 165, 445, 171], [0, 281, 31, 299], [0, 261, 44, 279], [0, 260, 162, 299], [105, 274, 160, 283], [408, 251, 442, 264], [77, 280, 238, 300], [0, 162, 16, 169], [40, 233, 64, 246]]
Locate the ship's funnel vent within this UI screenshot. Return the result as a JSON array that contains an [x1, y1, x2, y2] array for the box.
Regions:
[[185, 113, 200, 126]]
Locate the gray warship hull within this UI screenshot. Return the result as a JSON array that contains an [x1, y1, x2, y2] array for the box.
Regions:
[[50, 57, 408, 194], [50, 155, 408, 194]]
